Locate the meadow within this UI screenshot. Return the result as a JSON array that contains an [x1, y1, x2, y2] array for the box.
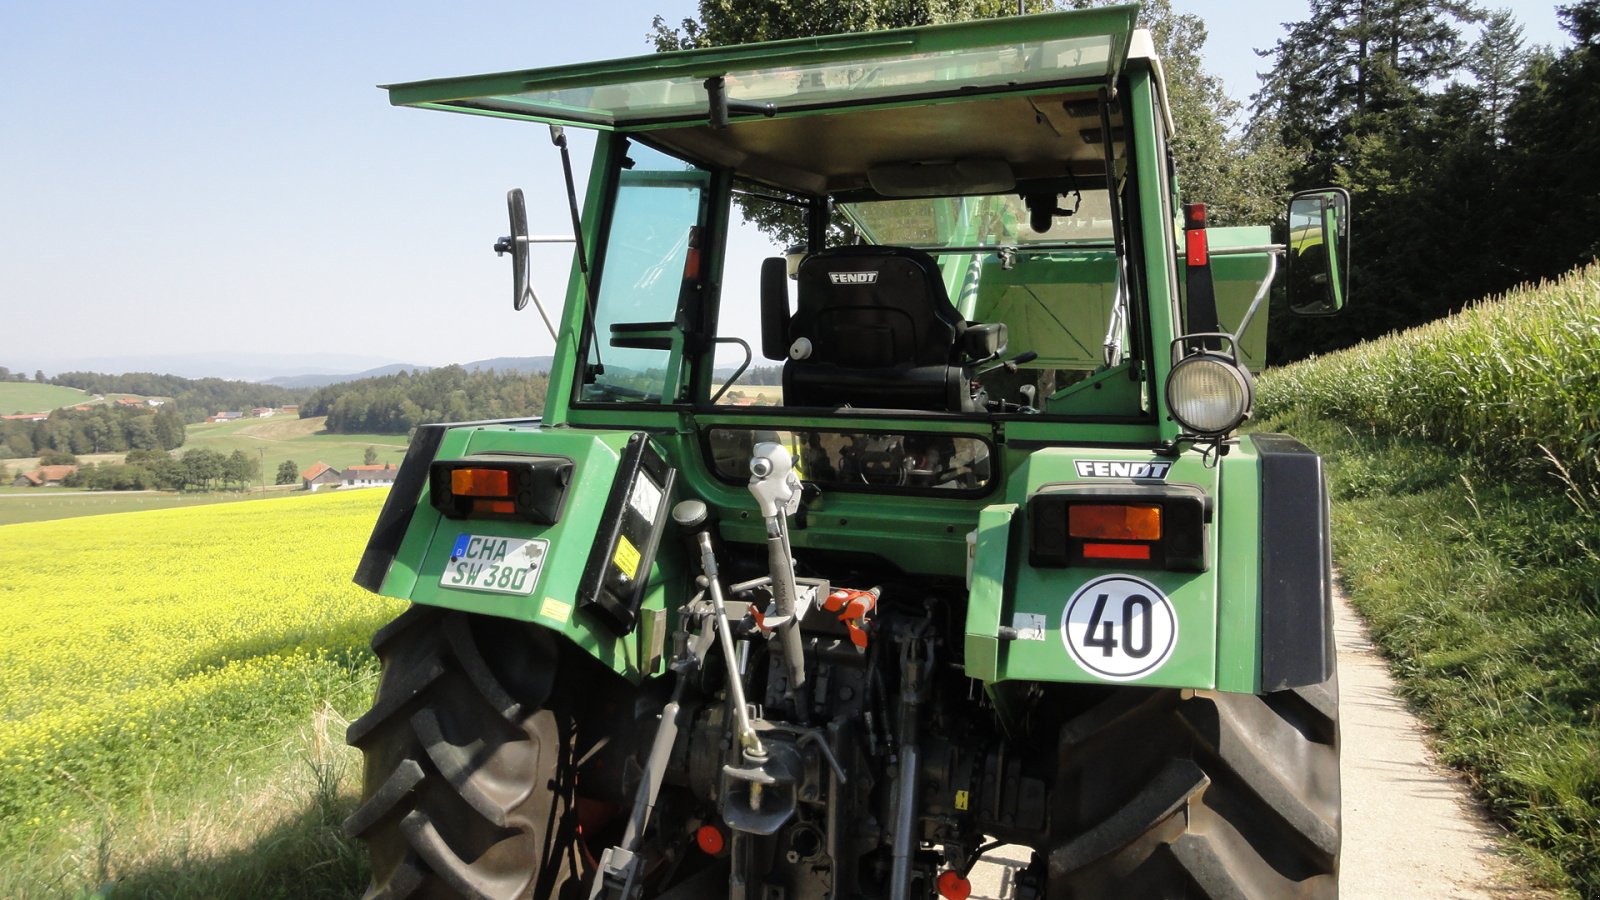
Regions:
[[1257, 261, 1600, 894], [0, 489, 403, 897], [0, 383, 96, 415], [1, 415, 409, 527], [181, 414, 408, 477]]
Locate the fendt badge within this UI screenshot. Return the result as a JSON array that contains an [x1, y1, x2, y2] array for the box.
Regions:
[[829, 272, 879, 285], [1074, 460, 1172, 479]]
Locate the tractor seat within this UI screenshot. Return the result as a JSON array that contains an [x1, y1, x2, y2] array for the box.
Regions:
[[772, 246, 989, 412]]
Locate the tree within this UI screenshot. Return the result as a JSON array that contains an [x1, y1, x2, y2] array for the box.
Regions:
[[39, 450, 78, 466], [364, 446, 380, 466], [151, 458, 186, 492], [125, 448, 169, 466], [276, 459, 300, 486], [1468, 8, 1528, 145], [1254, 0, 1484, 186], [153, 408, 186, 450], [183, 448, 224, 491], [1102, 0, 1298, 225], [223, 449, 259, 491], [33, 370, 44, 383], [649, 0, 1050, 51]]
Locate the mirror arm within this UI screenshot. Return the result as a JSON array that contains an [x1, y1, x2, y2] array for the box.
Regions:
[[1222, 247, 1282, 343]]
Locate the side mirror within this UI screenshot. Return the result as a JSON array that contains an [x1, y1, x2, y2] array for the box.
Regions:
[[495, 188, 532, 311], [1285, 187, 1351, 315]]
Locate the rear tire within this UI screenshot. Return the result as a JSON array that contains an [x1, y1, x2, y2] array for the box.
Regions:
[[345, 605, 586, 899], [1047, 676, 1340, 899]]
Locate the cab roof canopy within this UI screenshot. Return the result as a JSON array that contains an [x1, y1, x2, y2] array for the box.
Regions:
[[384, 5, 1141, 196]]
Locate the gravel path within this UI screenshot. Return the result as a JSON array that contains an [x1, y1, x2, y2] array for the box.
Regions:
[[964, 590, 1548, 899]]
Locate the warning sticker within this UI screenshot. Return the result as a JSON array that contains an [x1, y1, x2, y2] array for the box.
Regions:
[[539, 596, 572, 624], [1010, 612, 1047, 641], [612, 535, 641, 581], [1061, 574, 1178, 681], [628, 476, 662, 523]]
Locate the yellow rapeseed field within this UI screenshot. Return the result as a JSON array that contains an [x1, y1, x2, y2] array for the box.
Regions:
[[0, 490, 405, 863]]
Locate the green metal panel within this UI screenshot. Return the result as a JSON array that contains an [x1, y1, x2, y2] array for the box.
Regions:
[[1126, 66, 1183, 446], [971, 252, 1118, 371], [1215, 437, 1263, 692], [376, 424, 684, 681], [963, 504, 1018, 682], [965, 446, 1223, 689], [383, 7, 1139, 130], [1208, 226, 1273, 373]]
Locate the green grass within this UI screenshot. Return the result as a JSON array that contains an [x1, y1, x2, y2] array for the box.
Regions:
[[0, 488, 304, 527], [182, 415, 408, 481], [0, 490, 400, 898], [0, 383, 93, 415], [1256, 262, 1600, 895]]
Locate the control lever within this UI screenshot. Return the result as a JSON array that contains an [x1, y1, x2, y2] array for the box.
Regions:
[[748, 443, 808, 700], [976, 349, 1039, 377]]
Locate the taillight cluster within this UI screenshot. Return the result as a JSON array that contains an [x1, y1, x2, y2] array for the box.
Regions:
[[1029, 484, 1209, 572], [428, 455, 573, 524]]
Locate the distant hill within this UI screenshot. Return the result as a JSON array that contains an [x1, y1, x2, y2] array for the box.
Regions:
[[261, 356, 553, 389], [461, 356, 554, 375], [262, 364, 429, 389], [19, 352, 411, 383]]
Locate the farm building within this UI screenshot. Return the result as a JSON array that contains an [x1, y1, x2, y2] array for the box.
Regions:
[[11, 465, 78, 487], [251, 408, 273, 417], [300, 462, 342, 492], [340, 464, 398, 489]]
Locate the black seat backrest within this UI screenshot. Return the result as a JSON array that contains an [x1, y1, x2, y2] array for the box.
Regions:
[[783, 246, 969, 410], [790, 246, 963, 367]]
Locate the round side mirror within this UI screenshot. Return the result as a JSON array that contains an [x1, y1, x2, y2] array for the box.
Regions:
[[501, 188, 531, 310]]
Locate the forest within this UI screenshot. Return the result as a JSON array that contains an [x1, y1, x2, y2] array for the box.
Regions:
[[48, 371, 303, 424], [298, 365, 551, 434]]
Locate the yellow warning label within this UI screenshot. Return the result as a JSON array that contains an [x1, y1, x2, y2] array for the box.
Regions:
[[612, 536, 641, 580], [540, 596, 572, 623], [954, 790, 969, 811]]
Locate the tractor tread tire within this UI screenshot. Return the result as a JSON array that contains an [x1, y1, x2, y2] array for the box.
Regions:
[[1049, 678, 1339, 900], [347, 605, 581, 900]]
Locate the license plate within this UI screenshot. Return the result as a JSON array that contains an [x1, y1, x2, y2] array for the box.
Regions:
[[440, 534, 548, 596]]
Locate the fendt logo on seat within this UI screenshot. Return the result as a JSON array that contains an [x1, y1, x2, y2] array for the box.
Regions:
[[1075, 460, 1172, 479], [830, 272, 879, 285]]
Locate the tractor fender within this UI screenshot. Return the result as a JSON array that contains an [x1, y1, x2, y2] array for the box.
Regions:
[[1251, 433, 1335, 691]]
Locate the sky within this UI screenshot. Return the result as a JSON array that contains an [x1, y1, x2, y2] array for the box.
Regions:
[[0, 1, 1572, 379]]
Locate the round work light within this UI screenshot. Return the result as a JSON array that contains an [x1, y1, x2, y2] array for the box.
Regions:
[[1166, 353, 1253, 435]]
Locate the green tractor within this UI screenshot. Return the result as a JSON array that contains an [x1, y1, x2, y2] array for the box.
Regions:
[[345, 6, 1352, 898]]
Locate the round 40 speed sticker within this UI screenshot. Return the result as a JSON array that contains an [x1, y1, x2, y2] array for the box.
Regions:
[[1061, 574, 1178, 681]]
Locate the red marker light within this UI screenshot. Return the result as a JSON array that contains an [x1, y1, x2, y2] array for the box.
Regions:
[[1083, 542, 1152, 560], [1184, 202, 1209, 267], [696, 824, 726, 856], [937, 870, 972, 900]]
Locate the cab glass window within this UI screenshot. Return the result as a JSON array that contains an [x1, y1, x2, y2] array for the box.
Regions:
[[580, 143, 708, 404]]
